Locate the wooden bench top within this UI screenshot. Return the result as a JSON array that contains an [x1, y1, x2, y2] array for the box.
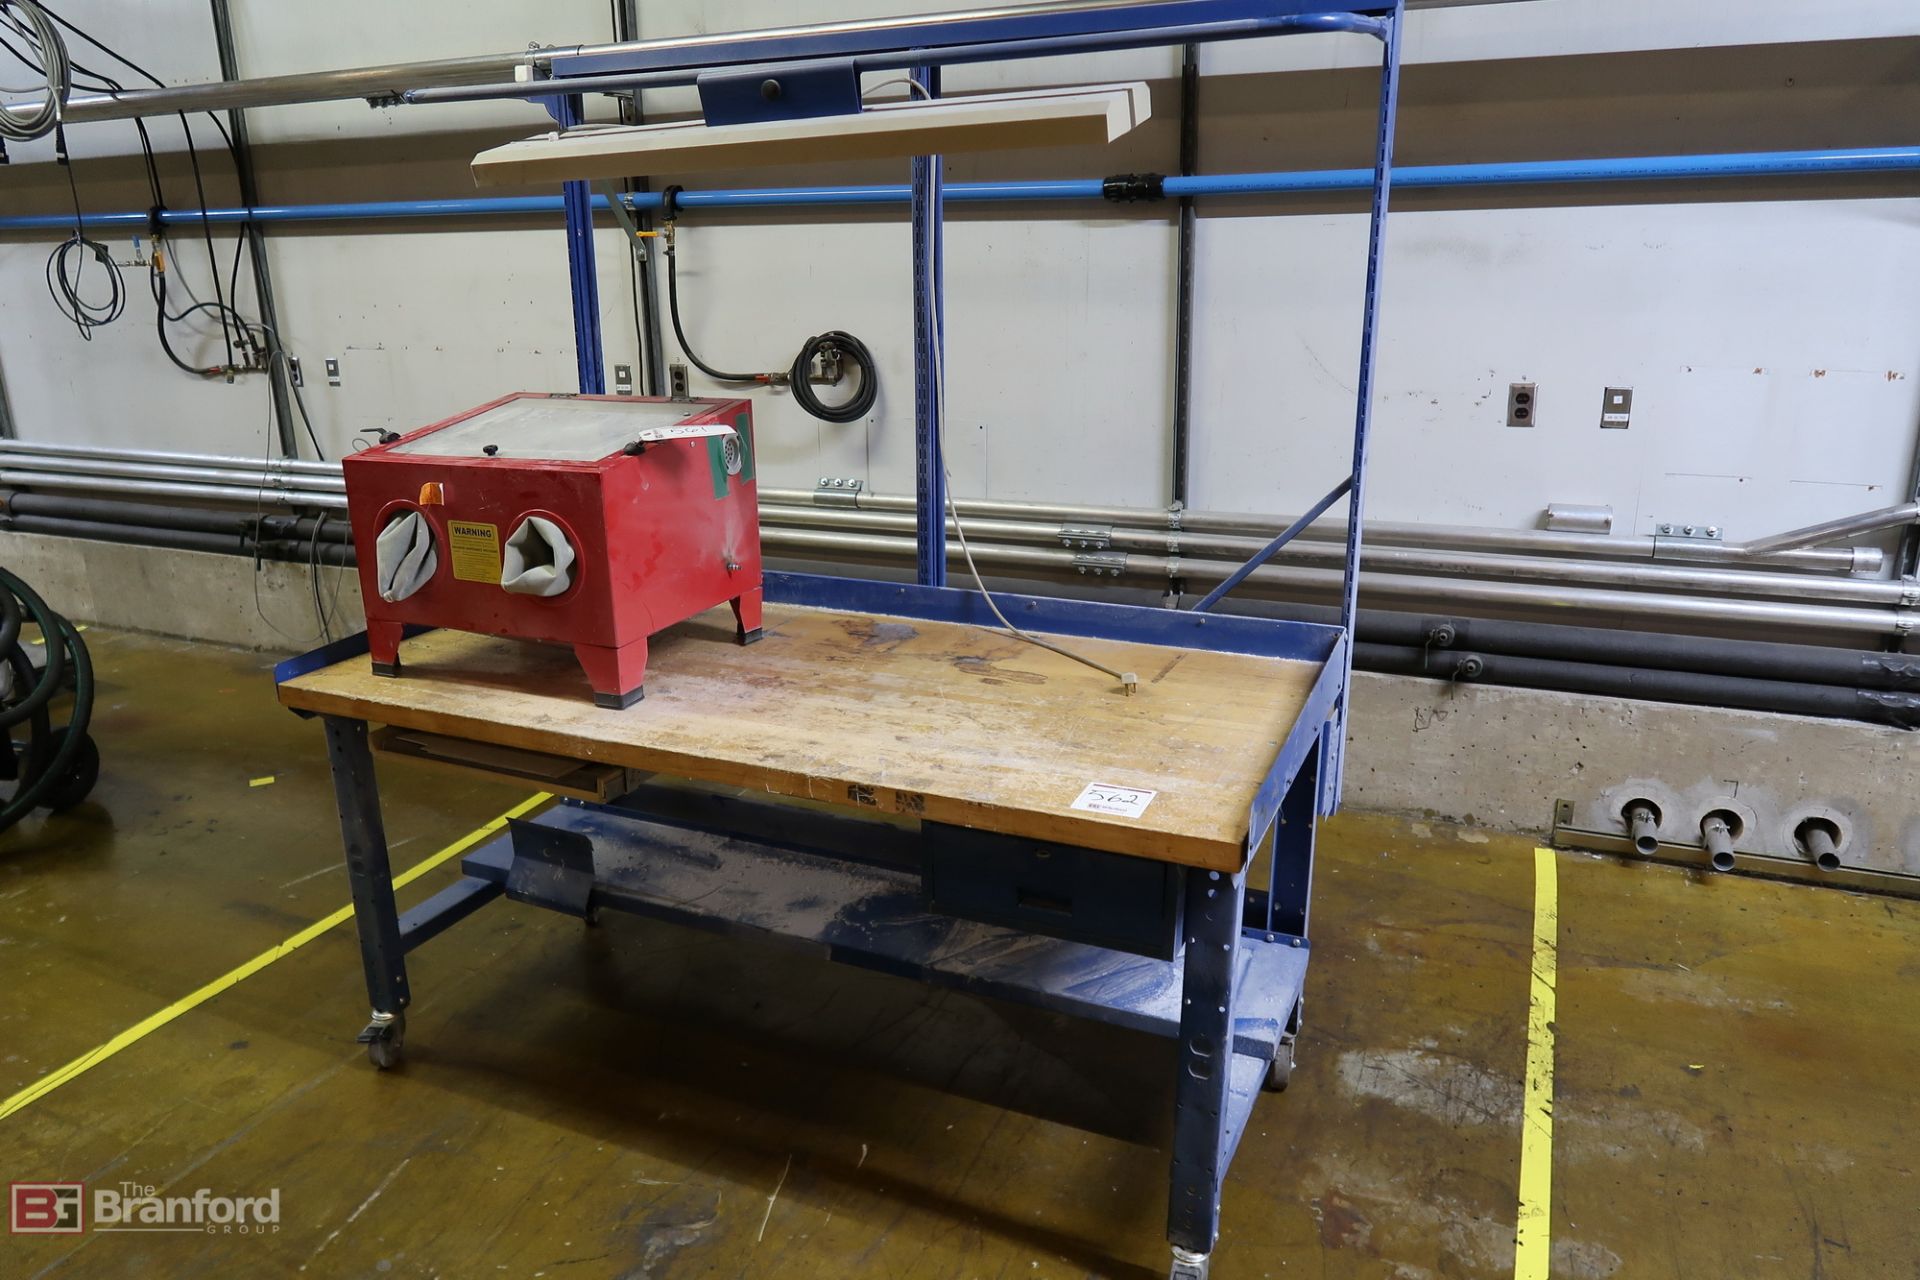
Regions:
[[277, 603, 1326, 872]]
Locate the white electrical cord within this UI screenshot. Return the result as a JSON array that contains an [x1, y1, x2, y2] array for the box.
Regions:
[[0, 0, 69, 142], [904, 86, 1137, 697], [862, 76, 934, 103]]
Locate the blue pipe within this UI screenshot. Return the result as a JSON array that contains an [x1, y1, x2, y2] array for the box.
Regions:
[[1170, 145, 1920, 195], [1, 146, 1915, 233]]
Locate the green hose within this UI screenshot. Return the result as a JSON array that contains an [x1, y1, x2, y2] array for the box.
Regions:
[[0, 567, 96, 832]]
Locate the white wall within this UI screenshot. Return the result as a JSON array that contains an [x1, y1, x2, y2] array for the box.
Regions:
[[1192, 198, 1920, 534], [1, 0, 1917, 547]]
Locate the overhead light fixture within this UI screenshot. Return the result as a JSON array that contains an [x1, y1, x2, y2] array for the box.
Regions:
[[471, 81, 1150, 185]]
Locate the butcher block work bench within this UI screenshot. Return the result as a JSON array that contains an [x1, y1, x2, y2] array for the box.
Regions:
[[274, 572, 1348, 1271]]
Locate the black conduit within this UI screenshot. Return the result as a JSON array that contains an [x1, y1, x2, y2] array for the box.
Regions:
[[1171, 41, 1198, 510], [1355, 642, 1920, 730]]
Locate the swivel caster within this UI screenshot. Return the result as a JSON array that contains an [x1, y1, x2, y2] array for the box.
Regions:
[[39, 729, 100, 812], [1170, 1246, 1211, 1279], [1262, 1040, 1295, 1093], [357, 1012, 406, 1071]]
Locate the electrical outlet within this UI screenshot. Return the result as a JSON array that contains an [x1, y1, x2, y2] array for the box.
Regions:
[[1507, 382, 1537, 428], [613, 363, 634, 395], [324, 357, 342, 387], [286, 355, 304, 388], [669, 362, 690, 400], [1600, 386, 1633, 429]]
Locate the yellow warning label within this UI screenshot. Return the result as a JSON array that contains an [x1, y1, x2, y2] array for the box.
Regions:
[[448, 520, 500, 583]]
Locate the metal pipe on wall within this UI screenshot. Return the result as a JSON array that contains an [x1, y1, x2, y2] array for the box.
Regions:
[[0, 440, 1888, 577], [11, 484, 1911, 694], [5, 471, 1899, 635], [754, 524, 1917, 639], [761, 487, 1878, 574], [0, 440, 338, 477], [0, 471, 348, 510], [0, 454, 346, 493], [7, 487, 1918, 655], [1624, 802, 1661, 854], [759, 503, 1907, 603], [0, 441, 1893, 582], [14, 491, 1919, 704]]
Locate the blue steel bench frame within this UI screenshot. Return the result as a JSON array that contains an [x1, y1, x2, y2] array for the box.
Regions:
[[292, 6, 1406, 1276]]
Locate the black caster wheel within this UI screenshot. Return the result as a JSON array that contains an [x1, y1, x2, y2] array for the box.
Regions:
[[582, 906, 602, 928], [39, 729, 100, 812], [1263, 1043, 1294, 1093], [358, 1014, 406, 1071]]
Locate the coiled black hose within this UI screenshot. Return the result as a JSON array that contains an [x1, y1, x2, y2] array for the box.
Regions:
[[788, 329, 878, 424], [0, 567, 97, 832], [664, 221, 877, 424]]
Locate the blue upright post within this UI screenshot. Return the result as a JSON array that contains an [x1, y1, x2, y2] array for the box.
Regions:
[[911, 65, 948, 587], [557, 94, 607, 396], [1328, 3, 1403, 808]]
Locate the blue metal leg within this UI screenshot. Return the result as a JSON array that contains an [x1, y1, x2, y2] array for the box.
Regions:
[[321, 716, 410, 1066], [1168, 864, 1246, 1263], [1330, 5, 1404, 802], [911, 65, 948, 587], [1265, 733, 1323, 938], [557, 93, 607, 396]]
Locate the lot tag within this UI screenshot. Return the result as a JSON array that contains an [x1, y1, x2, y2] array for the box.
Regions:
[[1070, 782, 1157, 819]]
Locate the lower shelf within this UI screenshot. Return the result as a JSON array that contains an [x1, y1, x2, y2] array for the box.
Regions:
[[456, 800, 1309, 1064]]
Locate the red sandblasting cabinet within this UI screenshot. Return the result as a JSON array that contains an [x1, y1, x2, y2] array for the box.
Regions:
[[342, 392, 762, 707]]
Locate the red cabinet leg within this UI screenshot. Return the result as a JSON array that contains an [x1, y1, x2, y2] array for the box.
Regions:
[[574, 638, 648, 708], [731, 586, 764, 645], [368, 619, 406, 677]]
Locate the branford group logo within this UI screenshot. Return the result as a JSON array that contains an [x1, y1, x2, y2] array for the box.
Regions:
[[9, 1182, 280, 1235], [11, 1183, 85, 1234]]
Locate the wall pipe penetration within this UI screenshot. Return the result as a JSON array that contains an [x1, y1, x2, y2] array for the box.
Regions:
[[1623, 801, 1661, 855], [2, 146, 1919, 234], [1700, 811, 1739, 872], [1797, 819, 1842, 872], [5, 480, 1920, 729]]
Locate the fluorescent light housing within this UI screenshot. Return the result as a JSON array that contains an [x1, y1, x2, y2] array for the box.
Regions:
[[471, 81, 1150, 185]]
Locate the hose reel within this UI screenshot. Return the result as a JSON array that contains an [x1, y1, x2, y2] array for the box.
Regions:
[[1, 567, 99, 833]]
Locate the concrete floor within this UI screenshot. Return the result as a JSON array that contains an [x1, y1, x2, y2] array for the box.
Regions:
[[2, 628, 1916, 1279]]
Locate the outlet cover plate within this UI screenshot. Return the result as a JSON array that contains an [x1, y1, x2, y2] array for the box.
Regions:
[[1506, 382, 1537, 428], [1601, 386, 1633, 428]]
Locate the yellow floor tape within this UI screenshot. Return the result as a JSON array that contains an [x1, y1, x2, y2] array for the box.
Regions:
[[0, 791, 550, 1122], [1513, 846, 1560, 1278]]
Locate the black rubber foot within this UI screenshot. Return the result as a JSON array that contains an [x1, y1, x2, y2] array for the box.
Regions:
[[371, 661, 400, 678], [738, 627, 764, 646], [594, 686, 645, 709]]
